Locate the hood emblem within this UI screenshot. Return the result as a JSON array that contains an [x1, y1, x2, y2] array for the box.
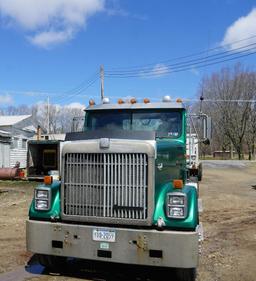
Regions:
[[100, 138, 110, 149]]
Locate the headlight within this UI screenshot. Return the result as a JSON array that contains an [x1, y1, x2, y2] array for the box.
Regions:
[[166, 192, 187, 219], [35, 190, 49, 199], [34, 187, 51, 210], [35, 199, 49, 210]]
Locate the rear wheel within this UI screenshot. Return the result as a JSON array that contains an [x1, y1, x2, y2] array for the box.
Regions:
[[175, 268, 196, 281], [37, 254, 66, 271], [197, 163, 202, 181]]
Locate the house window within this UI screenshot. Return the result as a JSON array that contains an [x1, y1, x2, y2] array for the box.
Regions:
[[22, 139, 27, 149], [11, 137, 19, 149]]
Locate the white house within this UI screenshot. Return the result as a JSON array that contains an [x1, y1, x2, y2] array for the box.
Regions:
[[0, 115, 37, 168]]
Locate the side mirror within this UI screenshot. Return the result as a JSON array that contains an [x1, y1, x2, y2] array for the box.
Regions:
[[202, 115, 212, 145]]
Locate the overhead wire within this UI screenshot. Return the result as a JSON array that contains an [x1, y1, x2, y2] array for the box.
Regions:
[[53, 71, 100, 104], [106, 34, 256, 72], [105, 43, 256, 78]]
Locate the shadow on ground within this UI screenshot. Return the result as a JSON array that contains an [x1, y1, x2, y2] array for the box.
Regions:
[[25, 254, 177, 281]]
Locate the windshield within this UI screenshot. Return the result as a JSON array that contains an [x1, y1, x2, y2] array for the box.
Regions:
[[86, 109, 182, 138]]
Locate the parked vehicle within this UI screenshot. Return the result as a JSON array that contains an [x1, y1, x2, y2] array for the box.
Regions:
[[26, 140, 63, 180], [186, 134, 202, 181], [26, 96, 211, 281]]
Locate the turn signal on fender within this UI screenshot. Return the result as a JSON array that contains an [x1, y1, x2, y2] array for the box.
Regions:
[[173, 179, 183, 189], [44, 176, 53, 185]]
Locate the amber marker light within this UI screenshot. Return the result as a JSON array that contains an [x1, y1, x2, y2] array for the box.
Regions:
[[118, 98, 124, 104], [44, 176, 53, 185], [176, 98, 183, 103], [130, 98, 137, 104], [143, 98, 150, 104], [89, 99, 95, 106], [173, 179, 183, 189]]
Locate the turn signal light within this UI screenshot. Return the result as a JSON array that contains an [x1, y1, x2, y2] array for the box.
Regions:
[[44, 176, 53, 185], [173, 179, 183, 189]]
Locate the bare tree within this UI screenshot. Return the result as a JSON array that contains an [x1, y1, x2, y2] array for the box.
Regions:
[[199, 64, 256, 159]]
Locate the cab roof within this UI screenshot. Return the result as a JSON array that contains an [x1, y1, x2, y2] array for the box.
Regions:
[[85, 101, 185, 111]]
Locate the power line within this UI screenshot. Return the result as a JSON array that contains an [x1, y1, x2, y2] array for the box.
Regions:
[[179, 98, 256, 103], [105, 46, 256, 78], [106, 34, 256, 72], [52, 73, 99, 102], [52, 70, 99, 103], [105, 39, 256, 78]]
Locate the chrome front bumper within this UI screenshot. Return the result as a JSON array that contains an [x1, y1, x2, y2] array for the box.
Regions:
[[26, 220, 198, 268]]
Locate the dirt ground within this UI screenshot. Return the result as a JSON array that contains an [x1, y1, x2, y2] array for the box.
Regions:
[[0, 161, 256, 281]]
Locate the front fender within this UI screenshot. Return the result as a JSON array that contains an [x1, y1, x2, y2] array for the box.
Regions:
[[29, 180, 61, 220], [153, 182, 198, 230]]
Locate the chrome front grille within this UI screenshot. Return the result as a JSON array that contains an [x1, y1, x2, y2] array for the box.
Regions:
[[63, 153, 148, 220]]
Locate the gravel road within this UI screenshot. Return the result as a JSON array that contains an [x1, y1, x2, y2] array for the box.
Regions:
[[0, 161, 255, 281]]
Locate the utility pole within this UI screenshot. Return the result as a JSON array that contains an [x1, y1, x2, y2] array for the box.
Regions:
[[100, 65, 104, 101], [47, 96, 50, 134]]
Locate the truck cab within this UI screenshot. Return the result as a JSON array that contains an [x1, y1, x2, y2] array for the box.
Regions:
[[26, 96, 209, 281]]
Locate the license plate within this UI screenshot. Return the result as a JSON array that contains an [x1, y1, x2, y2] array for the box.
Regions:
[[92, 229, 116, 242]]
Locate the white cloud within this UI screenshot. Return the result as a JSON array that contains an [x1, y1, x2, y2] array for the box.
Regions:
[[65, 102, 85, 109], [0, 0, 105, 48], [222, 8, 256, 50], [28, 28, 74, 48], [0, 94, 13, 105], [190, 67, 200, 76], [140, 63, 169, 78]]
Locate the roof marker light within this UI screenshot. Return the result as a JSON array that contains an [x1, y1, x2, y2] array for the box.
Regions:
[[144, 98, 150, 104], [176, 98, 183, 103], [89, 99, 95, 106], [162, 95, 171, 102], [102, 97, 110, 104], [130, 98, 137, 104], [118, 98, 124, 104]]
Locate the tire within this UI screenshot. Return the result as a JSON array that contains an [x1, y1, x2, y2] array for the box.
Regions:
[[197, 163, 202, 181], [175, 268, 197, 281], [37, 254, 66, 271]]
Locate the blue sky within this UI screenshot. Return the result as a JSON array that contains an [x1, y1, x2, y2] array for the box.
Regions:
[[0, 0, 256, 108]]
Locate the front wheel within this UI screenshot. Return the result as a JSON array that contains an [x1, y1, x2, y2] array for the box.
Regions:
[[37, 254, 67, 271], [175, 268, 196, 281]]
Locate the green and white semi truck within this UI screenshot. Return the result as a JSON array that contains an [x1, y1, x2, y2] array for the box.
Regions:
[[26, 96, 210, 281]]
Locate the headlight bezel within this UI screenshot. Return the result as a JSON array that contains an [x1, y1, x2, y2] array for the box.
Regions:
[[34, 187, 51, 211], [166, 192, 187, 219]]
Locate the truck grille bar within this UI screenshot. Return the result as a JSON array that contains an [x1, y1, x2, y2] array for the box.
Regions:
[[63, 153, 148, 220]]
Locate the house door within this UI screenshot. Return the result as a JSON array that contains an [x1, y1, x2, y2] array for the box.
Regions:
[[0, 142, 10, 168]]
